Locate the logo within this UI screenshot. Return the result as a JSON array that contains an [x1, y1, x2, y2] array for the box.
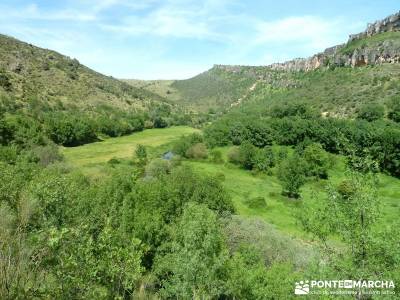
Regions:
[[295, 281, 310, 295], [294, 279, 395, 296]]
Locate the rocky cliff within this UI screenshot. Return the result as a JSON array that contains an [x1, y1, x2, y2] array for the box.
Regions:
[[268, 11, 400, 72]]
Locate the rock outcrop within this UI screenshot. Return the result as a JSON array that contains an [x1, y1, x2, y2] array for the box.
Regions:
[[267, 11, 400, 72], [349, 11, 400, 41]]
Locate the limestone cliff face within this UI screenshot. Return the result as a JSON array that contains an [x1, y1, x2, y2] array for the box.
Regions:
[[267, 11, 400, 72], [349, 11, 400, 41]]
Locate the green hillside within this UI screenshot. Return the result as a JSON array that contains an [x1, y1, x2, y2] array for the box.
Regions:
[[125, 66, 261, 112], [238, 63, 400, 117], [0, 34, 169, 113]]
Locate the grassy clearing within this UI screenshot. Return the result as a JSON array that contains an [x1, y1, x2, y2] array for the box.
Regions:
[[185, 146, 400, 238], [63, 132, 400, 239], [61, 126, 199, 174]]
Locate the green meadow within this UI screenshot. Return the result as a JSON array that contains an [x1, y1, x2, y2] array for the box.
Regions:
[[61, 126, 199, 174], [62, 127, 400, 239]]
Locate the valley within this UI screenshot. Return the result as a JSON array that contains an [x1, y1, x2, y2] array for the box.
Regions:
[[1, 7, 400, 299]]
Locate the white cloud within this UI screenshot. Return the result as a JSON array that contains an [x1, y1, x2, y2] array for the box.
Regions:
[[100, 0, 236, 40], [254, 16, 346, 49], [0, 0, 369, 79]]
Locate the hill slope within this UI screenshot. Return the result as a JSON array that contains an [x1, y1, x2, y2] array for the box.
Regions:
[[125, 11, 400, 114], [0, 34, 169, 113]]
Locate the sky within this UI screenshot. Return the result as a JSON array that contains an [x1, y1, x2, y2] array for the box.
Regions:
[[0, 1, 399, 79]]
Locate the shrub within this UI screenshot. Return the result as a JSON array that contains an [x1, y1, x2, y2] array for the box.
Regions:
[[185, 143, 208, 159], [135, 144, 147, 166], [277, 154, 307, 199], [145, 159, 171, 178], [153, 117, 168, 128], [30, 144, 63, 167], [388, 96, 400, 122], [209, 149, 224, 164], [227, 147, 241, 164], [252, 147, 275, 172], [237, 142, 257, 170], [302, 143, 330, 179], [173, 133, 204, 158], [0, 145, 18, 164], [357, 103, 384, 122]]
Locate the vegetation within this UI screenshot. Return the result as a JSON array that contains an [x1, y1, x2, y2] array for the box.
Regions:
[[1, 22, 400, 299]]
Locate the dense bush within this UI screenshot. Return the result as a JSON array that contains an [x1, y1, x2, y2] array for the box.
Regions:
[[388, 96, 400, 122], [172, 133, 204, 158], [185, 142, 208, 159], [205, 114, 400, 177], [209, 149, 224, 163], [302, 143, 330, 179], [277, 154, 307, 199], [357, 103, 385, 121], [44, 113, 97, 146]]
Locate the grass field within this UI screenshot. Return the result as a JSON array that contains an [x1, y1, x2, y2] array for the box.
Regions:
[[61, 126, 199, 174], [185, 146, 400, 238], [63, 129, 400, 240]]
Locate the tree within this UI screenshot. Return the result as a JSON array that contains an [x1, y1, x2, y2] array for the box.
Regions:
[[172, 133, 204, 157], [299, 170, 399, 282], [153, 116, 168, 128], [277, 154, 307, 198], [226, 249, 298, 300], [222, 142, 258, 170], [154, 203, 229, 299], [302, 143, 330, 179]]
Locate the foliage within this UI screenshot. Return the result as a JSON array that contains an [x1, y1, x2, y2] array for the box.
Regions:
[[172, 132, 204, 158], [302, 143, 330, 179], [209, 148, 224, 164], [388, 96, 400, 122], [135, 144, 147, 166], [185, 142, 208, 159], [277, 154, 307, 198], [299, 170, 399, 280], [245, 196, 267, 209], [357, 103, 385, 121], [154, 203, 229, 299]]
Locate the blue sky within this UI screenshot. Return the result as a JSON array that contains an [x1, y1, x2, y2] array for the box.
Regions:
[[0, 1, 399, 79]]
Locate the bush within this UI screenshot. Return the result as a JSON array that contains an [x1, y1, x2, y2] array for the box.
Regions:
[[153, 117, 168, 128], [173, 133, 204, 158], [388, 96, 400, 122], [252, 147, 275, 172], [209, 149, 224, 164], [0, 145, 18, 164], [30, 144, 63, 167], [145, 159, 171, 178], [45, 113, 96, 146], [135, 144, 147, 166], [227, 147, 241, 164], [357, 103, 384, 122], [185, 143, 208, 159], [302, 143, 330, 179], [277, 154, 307, 199]]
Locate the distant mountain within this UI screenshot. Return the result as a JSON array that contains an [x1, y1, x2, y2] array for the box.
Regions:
[[126, 11, 400, 114], [0, 34, 170, 113]]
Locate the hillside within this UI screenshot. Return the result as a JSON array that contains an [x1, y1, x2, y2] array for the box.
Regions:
[[124, 66, 260, 112], [126, 11, 400, 114], [0, 34, 170, 113]]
